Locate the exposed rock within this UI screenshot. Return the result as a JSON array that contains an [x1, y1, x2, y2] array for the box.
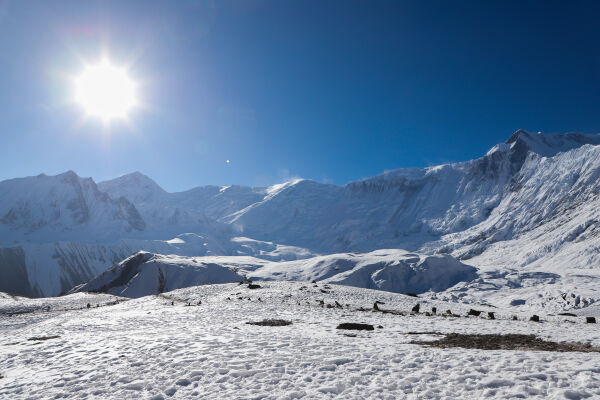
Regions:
[[246, 319, 292, 327], [336, 323, 375, 331], [248, 284, 261, 289], [27, 335, 60, 341], [510, 299, 526, 306], [413, 333, 600, 352]]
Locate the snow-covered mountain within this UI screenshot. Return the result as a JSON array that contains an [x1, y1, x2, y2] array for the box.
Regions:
[[3, 129, 600, 306], [0, 170, 144, 242], [97, 172, 265, 236]]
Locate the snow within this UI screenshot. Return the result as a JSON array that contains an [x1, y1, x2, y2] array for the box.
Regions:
[[73, 252, 245, 298], [429, 144, 600, 313], [504, 130, 600, 158], [5, 128, 600, 398], [0, 171, 145, 243], [249, 249, 477, 294], [74, 249, 477, 299], [1, 282, 599, 399], [3, 128, 600, 322]]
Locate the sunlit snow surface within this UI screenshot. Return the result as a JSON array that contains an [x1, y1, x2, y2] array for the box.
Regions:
[[1, 283, 599, 399]]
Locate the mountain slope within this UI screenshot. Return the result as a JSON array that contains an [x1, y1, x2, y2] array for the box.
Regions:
[[249, 249, 478, 294], [98, 173, 266, 236], [75, 249, 477, 298], [0, 171, 144, 243], [222, 134, 528, 252], [4, 129, 600, 301], [73, 251, 244, 297]]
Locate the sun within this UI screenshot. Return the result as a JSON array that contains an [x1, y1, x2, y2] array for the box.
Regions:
[[74, 59, 137, 121]]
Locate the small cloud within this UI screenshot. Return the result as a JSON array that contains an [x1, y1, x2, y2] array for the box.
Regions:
[[277, 168, 300, 183], [321, 176, 334, 184]]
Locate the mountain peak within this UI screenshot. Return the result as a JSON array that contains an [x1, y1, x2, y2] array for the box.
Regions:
[[57, 169, 78, 177], [505, 129, 531, 144], [114, 171, 159, 184], [98, 172, 167, 203], [494, 130, 600, 158], [55, 170, 82, 183]]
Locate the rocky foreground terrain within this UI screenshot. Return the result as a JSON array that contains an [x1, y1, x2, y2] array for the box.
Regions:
[[1, 282, 599, 399]]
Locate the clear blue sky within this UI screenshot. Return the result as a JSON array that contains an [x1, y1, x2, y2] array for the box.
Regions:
[[1, 0, 599, 191]]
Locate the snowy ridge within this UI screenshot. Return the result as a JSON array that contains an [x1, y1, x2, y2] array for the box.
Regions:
[[75, 249, 478, 298], [503, 129, 600, 157], [249, 249, 478, 294], [73, 251, 244, 298]]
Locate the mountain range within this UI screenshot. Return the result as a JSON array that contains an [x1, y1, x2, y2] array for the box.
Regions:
[[2, 129, 600, 313]]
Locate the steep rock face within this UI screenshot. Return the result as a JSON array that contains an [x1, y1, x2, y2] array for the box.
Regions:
[[0, 247, 39, 297]]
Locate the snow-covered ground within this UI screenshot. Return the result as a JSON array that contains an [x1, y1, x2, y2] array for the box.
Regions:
[[1, 282, 599, 399]]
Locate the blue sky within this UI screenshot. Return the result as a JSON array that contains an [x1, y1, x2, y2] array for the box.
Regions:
[[0, 0, 599, 191]]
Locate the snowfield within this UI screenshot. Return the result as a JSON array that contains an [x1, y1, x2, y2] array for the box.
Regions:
[[1, 282, 599, 400]]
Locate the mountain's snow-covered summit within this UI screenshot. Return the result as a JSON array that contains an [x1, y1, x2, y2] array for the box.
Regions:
[[503, 129, 600, 157], [97, 171, 167, 205], [0, 170, 144, 243], [3, 130, 600, 303]]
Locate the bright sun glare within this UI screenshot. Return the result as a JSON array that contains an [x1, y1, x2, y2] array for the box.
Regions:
[[74, 59, 137, 121]]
